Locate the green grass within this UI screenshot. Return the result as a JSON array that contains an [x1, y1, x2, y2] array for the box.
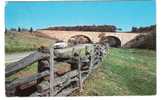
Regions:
[[5, 32, 53, 79], [74, 48, 156, 96], [5, 32, 53, 53], [6, 63, 38, 81]]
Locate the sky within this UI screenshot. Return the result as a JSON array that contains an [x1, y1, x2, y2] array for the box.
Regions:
[[5, 0, 156, 31]]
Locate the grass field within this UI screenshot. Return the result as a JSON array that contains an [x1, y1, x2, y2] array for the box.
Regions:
[[5, 32, 53, 53], [73, 48, 156, 96]]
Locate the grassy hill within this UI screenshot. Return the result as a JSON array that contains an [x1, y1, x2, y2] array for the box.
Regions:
[[73, 48, 156, 95], [5, 31, 53, 53]]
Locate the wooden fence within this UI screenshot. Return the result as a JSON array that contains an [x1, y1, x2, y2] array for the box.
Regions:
[[5, 43, 109, 97]]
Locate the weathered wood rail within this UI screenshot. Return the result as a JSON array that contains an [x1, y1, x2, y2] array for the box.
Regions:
[[5, 43, 109, 97]]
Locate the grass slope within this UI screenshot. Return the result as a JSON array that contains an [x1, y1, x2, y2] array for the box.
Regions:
[[74, 48, 156, 96], [5, 32, 53, 53]]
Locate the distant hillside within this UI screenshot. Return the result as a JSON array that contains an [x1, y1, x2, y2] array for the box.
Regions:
[[124, 25, 156, 50], [42, 25, 117, 32]]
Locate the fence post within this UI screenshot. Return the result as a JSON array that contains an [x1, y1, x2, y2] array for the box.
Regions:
[[78, 50, 83, 92], [49, 44, 55, 96], [37, 47, 49, 83], [89, 45, 94, 71], [72, 48, 75, 58], [85, 46, 88, 54]]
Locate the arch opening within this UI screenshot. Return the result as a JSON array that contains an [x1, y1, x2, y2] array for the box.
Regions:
[[99, 36, 121, 47], [68, 35, 92, 46]]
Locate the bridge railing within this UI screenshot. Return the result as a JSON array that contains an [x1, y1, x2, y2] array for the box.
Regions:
[[5, 43, 109, 96]]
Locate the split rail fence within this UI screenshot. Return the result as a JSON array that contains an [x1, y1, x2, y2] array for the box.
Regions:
[[5, 43, 109, 97]]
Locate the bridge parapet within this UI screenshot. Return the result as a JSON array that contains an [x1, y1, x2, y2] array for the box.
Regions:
[[36, 30, 139, 46]]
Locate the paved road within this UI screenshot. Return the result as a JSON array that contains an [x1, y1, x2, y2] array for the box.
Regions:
[[5, 51, 35, 63]]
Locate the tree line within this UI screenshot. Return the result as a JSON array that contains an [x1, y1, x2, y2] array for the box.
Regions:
[[5, 27, 33, 33], [43, 25, 119, 32], [130, 25, 156, 33]]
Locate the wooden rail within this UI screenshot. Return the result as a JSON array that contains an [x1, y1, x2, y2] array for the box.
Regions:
[[5, 43, 109, 97]]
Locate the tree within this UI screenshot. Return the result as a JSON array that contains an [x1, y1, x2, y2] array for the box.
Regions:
[[18, 27, 21, 32], [131, 27, 137, 32], [117, 28, 122, 32], [29, 27, 33, 33], [5, 28, 8, 33]]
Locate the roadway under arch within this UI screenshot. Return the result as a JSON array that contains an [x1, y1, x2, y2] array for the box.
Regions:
[[99, 36, 121, 47], [68, 35, 92, 46]]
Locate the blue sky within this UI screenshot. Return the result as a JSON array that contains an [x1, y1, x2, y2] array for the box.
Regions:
[[5, 0, 156, 31]]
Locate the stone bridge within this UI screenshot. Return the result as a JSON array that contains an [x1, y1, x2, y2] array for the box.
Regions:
[[36, 30, 140, 47]]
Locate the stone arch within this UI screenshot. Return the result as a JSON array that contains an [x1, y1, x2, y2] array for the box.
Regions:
[[99, 36, 121, 47], [68, 35, 92, 46]]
